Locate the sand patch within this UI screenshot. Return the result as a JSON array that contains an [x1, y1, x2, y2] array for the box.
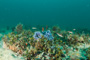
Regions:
[[0, 48, 25, 60]]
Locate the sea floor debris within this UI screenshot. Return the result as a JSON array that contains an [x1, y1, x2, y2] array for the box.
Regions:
[[1, 24, 90, 60]]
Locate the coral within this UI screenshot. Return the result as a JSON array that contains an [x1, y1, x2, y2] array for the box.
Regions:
[[33, 31, 42, 40], [35, 42, 43, 50], [15, 23, 23, 34], [42, 27, 44, 32], [2, 35, 8, 42], [2, 24, 90, 60], [52, 26, 61, 33], [42, 30, 54, 41], [79, 37, 84, 42]]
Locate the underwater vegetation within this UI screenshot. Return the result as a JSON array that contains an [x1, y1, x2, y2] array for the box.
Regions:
[[2, 24, 90, 60]]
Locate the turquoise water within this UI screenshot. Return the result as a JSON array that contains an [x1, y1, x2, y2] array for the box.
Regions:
[[0, 0, 90, 60], [0, 0, 90, 29]]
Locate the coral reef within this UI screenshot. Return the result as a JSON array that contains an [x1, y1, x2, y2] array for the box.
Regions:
[[2, 24, 90, 60]]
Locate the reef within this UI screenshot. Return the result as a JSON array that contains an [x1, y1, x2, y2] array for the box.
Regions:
[[2, 24, 90, 60]]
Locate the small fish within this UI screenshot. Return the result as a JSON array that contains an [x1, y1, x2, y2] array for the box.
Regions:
[[73, 29, 76, 31], [57, 33, 63, 37], [68, 31, 73, 34], [32, 27, 37, 29]]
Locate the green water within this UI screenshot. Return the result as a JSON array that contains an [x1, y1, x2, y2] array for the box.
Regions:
[[0, 0, 90, 29]]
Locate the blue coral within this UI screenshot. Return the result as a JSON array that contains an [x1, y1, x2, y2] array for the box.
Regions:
[[33, 31, 42, 40], [33, 30, 54, 41], [42, 30, 54, 41]]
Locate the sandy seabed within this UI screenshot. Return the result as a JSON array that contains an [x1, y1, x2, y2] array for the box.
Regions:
[[0, 34, 25, 60], [0, 48, 24, 60]]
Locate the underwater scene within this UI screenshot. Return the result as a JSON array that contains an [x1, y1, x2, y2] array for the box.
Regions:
[[0, 0, 90, 60]]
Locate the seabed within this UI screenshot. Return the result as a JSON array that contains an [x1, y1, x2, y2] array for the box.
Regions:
[[0, 23, 90, 60]]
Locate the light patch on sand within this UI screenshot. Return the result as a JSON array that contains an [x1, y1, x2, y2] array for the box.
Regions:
[[0, 39, 25, 60], [0, 48, 24, 60]]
